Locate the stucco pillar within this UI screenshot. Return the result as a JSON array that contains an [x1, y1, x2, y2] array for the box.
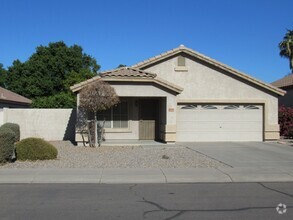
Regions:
[[162, 96, 177, 143]]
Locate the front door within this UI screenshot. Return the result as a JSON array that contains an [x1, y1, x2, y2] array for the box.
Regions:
[[139, 99, 158, 140]]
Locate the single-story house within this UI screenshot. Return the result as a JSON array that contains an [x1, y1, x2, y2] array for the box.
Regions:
[[71, 45, 285, 143], [271, 74, 293, 107], [0, 86, 32, 108]]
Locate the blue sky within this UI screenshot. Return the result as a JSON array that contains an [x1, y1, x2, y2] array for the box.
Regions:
[[0, 0, 292, 83]]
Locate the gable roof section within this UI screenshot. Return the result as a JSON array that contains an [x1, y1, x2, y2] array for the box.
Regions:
[[100, 67, 156, 78], [70, 67, 183, 94], [271, 74, 293, 88], [0, 87, 32, 105], [132, 45, 285, 96]]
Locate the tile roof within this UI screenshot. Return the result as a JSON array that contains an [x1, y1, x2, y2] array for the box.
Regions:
[[100, 67, 156, 78], [271, 74, 293, 88], [0, 87, 32, 105], [70, 67, 183, 93], [71, 45, 285, 96], [132, 45, 285, 96]]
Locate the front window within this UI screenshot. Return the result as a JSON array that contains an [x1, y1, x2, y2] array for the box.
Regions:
[[97, 101, 128, 128]]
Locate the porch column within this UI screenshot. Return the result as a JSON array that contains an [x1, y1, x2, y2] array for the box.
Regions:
[[161, 96, 177, 143]]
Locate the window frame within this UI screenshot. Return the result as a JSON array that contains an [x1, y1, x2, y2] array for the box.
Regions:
[[201, 105, 218, 110], [244, 105, 260, 110], [223, 105, 240, 110], [97, 101, 129, 129], [181, 104, 197, 109]]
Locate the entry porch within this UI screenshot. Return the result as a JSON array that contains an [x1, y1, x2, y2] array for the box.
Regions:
[[72, 67, 183, 144]]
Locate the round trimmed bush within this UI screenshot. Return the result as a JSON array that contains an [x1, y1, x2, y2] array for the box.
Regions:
[[1, 123, 20, 142], [16, 138, 58, 161], [0, 127, 16, 163]]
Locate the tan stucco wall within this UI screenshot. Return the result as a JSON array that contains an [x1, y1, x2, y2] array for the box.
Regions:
[[144, 55, 280, 140], [3, 108, 75, 141]]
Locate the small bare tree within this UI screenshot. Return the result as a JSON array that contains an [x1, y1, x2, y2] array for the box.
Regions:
[[79, 80, 119, 147]]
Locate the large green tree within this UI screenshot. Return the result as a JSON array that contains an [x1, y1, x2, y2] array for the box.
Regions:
[[279, 29, 293, 72], [0, 64, 6, 88], [5, 41, 100, 108]]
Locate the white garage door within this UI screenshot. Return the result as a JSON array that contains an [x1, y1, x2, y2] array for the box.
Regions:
[[177, 104, 263, 142]]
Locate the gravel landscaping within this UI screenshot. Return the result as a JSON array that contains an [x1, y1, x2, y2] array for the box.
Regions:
[[1, 141, 228, 168]]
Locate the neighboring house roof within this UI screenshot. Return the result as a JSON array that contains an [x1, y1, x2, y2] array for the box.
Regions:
[[0, 87, 32, 105], [132, 45, 285, 96], [271, 74, 293, 88], [70, 67, 183, 94]]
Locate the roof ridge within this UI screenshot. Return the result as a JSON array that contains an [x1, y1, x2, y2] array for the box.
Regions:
[[131, 45, 185, 68], [96, 67, 157, 79], [131, 45, 285, 96]]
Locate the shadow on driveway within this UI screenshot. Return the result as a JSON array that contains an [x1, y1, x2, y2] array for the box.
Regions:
[[177, 142, 293, 168]]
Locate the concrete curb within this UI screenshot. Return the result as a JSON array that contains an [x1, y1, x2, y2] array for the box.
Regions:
[[1, 168, 293, 184]]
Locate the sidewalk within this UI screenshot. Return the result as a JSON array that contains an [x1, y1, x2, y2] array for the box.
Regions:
[[1, 167, 293, 183]]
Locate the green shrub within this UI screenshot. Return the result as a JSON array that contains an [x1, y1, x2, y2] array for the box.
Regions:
[[1, 123, 20, 141], [0, 127, 16, 163], [16, 138, 58, 161]]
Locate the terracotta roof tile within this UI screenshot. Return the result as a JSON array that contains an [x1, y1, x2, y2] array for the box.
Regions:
[[70, 67, 183, 93], [100, 67, 156, 78], [271, 74, 293, 88], [0, 87, 32, 104]]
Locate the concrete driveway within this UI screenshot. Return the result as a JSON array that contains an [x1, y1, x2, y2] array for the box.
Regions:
[[178, 142, 293, 168], [1, 142, 293, 184], [175, 142, 293, 182]]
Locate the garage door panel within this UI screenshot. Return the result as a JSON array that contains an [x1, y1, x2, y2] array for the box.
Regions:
[[177, 123, 262, 132], [177, 120, 263, 130], [177, 119, 262, 125], [177, 104, 263, 142], [177, 131, 262, 142], [178, 111, 262, 122]]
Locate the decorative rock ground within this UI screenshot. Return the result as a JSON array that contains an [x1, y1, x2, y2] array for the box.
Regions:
[[1, 141, 228, 168]]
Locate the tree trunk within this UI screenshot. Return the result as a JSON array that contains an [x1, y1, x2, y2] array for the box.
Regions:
[[80, 128, 86, 147], [87, 120, 93, 147], [99, 120, 106, 147], [94, 112, 98, 147]]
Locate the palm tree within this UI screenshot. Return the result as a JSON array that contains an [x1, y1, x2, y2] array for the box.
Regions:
[[279, 29, 293, 72]]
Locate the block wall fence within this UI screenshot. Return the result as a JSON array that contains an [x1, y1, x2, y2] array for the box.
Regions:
[[0, 108, 76, 141]]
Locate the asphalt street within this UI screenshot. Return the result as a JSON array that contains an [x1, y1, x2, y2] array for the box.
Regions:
[[0, 183, 292, 220]]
